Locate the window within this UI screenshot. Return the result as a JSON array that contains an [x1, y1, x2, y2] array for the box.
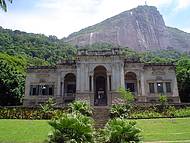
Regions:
[[30, 84, 54, 96], [30, 85, 39, 96], [125, 83, 135, 92], [166, 82, 171, 93], [149, 83, 155, 93], [157, 82, 164, 93], [41, 85, 48, 95], [49, 85, 54, 95]]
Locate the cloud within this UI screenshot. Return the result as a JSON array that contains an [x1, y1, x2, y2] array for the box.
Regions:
[[0, 0, 187, 38], [175, 0, 190, 10]]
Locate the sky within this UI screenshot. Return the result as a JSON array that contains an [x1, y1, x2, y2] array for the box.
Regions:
[[0, 0, 190, 39]]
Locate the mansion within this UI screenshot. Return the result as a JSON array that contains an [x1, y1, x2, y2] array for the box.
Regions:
[[24, 48, 180, 107]]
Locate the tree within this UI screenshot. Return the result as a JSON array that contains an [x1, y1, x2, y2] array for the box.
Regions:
[[0, 60, 25, 105], [176, 56, 190, 102], [0, 53, 26, 106], [0, 0, 12, 12]]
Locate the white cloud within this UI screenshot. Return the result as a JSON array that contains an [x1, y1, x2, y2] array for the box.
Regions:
[[0, 0, 185, 38], [176, 0, 190, 10]]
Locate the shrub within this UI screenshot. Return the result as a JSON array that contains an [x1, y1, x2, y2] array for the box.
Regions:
[[101, 118, 142, 143], [129, 110, 162, 119], [110, 104, 130, 119], [0, 107, 65, 120], [159, 95, 168, 112], [118, 87, 134, 104], [166, 107, 190, 117], [68, 101, 92, 116], [47, 112, 95, 143]]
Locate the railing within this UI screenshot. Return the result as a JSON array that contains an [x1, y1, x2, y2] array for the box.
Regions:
[[77, 48, 121, 56]]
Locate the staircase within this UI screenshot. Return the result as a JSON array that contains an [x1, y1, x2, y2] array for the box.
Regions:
[[93, 107, 110, 129]]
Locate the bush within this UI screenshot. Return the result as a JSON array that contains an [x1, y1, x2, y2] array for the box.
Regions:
[[68, 101, 92, 116], [101, 118, 142, 143], [47, 112, 95, 143], [0, 107, 65, 120], [118, 87, 134, 104], [166, 106, 190, 118], [110, 104, 130, 119], [129, 110, 162, 119]]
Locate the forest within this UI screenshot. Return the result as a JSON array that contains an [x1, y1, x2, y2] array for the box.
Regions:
[[0, 26, 190, 105]]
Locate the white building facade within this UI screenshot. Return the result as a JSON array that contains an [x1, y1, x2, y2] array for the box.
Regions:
[[24, 49, 180, 107]]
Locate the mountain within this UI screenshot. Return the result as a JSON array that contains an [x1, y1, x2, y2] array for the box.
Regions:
[[65, 5, 190, 52]]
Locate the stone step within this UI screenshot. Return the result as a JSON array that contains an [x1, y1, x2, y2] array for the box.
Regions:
[[93, 107, 110, 129]]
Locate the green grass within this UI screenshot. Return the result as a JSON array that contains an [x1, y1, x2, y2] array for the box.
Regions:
[[135, 118, 190, 142], [0, 119, 51, 143], [0, 118, 190, 143]]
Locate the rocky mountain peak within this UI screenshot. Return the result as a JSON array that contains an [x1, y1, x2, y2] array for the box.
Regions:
[[65, 5, 190, 52]]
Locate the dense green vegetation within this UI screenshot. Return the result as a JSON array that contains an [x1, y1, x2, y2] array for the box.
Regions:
[[0, 118, 190, 143], [0, 27, 77, 65]]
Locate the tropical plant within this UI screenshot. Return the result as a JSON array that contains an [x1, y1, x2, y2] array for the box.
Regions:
[[39, 98, 56, 119], [68, 100, 93, 116], [110, 104, 130, 119], [101, 118, 142, 143], [40, 98, 56, 113], [47, 112, 95, 143], [118, 87, 134, 104], [0, 0, 12, 11]]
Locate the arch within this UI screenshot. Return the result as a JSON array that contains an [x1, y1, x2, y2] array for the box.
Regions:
[[94, 65, 107, 76], [94, 66, 107, 106], [125, 72, 137, 94], [64, 73, 76, 95]]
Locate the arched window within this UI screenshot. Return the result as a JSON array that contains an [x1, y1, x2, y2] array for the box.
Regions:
[[64, 73, 76, 95], [125, 72, 137, 94]]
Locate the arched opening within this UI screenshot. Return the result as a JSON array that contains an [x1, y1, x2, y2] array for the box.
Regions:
[[64, 73, 76, 96], [125, 72, 137, 95], [94, 66, 107, 106]]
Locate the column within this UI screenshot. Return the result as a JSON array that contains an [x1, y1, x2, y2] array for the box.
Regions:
[[57, 72, 61, 96], [62, 80, 64, 96], [91, 75, 94, 92], [140, 73, 146, 96], [137, 79, 140, 96], [120, 63, 125, 88], [107, 75, 110, 91]]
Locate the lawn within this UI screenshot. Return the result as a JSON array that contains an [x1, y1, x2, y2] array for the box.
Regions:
[[0, 119, 51, 143], [0, 118, 190, 143], [135, 118, 190, 142]]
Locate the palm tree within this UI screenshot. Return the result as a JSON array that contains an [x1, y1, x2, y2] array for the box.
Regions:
[[0, 0, 12, 12]]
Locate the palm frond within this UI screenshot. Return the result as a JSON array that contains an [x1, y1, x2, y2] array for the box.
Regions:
[[0, 0, 12, 12]]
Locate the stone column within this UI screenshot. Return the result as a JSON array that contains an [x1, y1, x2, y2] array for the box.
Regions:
[[140, 73, 146, 96], [163, 82, 166, 94], [61, 80, 64, 96], [137, 79, 140, 96], [92, 75, 94, 92], [120, 63, 125, 88], [173, 75, 179, 97], [76, 64, 81, 92], [107, 75, 110, 91], [57, 72, 61, 96]]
